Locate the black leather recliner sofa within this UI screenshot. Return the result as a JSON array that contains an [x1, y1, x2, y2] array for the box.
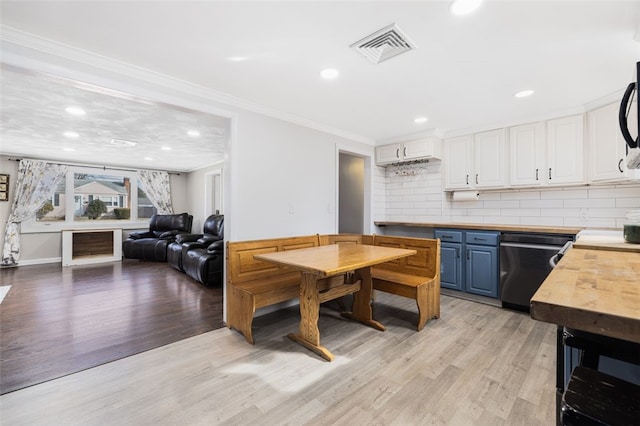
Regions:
[[122, 213, 193, 262], [167, 214, 224, 286]]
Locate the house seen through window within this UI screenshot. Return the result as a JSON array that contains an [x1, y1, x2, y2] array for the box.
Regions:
[[36, 170, 156, 223]]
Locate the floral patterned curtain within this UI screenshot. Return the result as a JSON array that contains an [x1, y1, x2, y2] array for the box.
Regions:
[[136, 169, 173, 215], [2, 160, 68, 266]]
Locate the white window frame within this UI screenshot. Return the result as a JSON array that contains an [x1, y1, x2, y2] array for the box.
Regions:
[[21, 166, 153, 233]]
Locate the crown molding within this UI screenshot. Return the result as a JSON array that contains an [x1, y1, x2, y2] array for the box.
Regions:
[[0, 26, 375, 145]]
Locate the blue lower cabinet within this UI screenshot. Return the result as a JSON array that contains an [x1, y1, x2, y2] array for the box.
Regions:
[[440, 242, 463, 291], [436, 228, 500, 299], [465, 244, 498, 298]]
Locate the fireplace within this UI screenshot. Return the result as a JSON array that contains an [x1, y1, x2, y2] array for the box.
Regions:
[[62, 228, 122, 266]]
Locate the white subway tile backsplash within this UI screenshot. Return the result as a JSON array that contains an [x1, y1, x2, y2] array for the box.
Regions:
[[520, 199, 563, 209], [483, 200, 520, 209], [501, 208, 541, 217], [483, 216, 521, 225], [588, 187, 640, 199], [467, 208, 501, 216], [500, 191, 541, 200], [564, 198, 615, 208], [586, 208, 629, 218], [541, 189, 588, 199], [615, 197, 640, 208], [585, 218, 618, 228], [381, 165, 639, 229], [519, 216, 565, 226], [478, 192, 502, 201], [542, 208, 581, 217]]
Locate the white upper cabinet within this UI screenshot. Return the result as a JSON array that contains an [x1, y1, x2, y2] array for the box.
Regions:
[[473, 129, 507, 188], [510, 122, 545, 187], [376, 143, 403, 164], [444, 135, 473, 189], [546, 114, 584, 185], [375, 138, 442, 165], [444, 131, 507, 190], [588, 102, 637, 183]]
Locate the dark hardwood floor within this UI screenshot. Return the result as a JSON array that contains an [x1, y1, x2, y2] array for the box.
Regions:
[[0, 259, 223, 395]]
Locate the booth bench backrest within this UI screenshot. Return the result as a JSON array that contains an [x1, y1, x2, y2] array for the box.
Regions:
[[226, 235, 319, 285], [371, 235, 439, 279]]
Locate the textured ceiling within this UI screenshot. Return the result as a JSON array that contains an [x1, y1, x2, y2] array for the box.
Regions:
[[0, 68, 229, 172], [0, 1, 638, 163]]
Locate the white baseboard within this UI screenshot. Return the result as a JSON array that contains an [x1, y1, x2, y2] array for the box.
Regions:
[[18, 257, 62, 266]]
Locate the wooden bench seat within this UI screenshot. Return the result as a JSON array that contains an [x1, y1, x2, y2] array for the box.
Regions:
[[370, 235, 441, 331], [226, 235, 320, 344]]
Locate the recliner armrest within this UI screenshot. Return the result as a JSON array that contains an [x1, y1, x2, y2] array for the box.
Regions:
[[128, 230, 154, 239], [158, 230, 181, 239], [207, 240, 224, 253], [175, 233, 204, 244], [197, 235, 222, 245]]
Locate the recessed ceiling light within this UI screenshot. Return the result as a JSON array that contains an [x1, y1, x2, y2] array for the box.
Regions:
[[414, 117, 428, 124], [187, 130, 200, 137], [514, 89, 535, 98], [63, 147, 75, 152], [450, 0, 483, 15], [227, 56, 248, 62], [144, 157, 153, 161], [63, 131, 79, 138], [161, 146, 172, 151], [65, 106, 86, 116], [320, 68, 339, 79]]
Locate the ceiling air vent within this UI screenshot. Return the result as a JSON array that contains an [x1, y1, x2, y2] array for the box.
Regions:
[[350, 23, 416, 64]]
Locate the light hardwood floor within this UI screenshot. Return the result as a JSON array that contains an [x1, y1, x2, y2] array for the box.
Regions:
[[0, 293, 556, 425]]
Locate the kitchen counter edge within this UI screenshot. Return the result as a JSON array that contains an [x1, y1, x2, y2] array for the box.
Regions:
[[374, 221, 584, 235]]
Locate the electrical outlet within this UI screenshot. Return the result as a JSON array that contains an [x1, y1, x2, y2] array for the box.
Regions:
[[289, 203, 295, 214], [580, 208, 588, 221]]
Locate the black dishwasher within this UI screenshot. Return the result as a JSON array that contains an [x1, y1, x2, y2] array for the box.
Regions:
[[500, 232, 574, 311]]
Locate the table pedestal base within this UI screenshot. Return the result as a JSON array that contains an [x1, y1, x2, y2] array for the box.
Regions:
[[340, 313, 385, 331], [287, 333, 334, 362]]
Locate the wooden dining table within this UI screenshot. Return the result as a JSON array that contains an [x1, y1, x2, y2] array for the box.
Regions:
[[254, 243, 416, 361]]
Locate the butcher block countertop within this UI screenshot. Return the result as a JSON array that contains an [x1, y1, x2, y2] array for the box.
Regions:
[[530, 247, 640, 344], [375, 221, 583, 235]]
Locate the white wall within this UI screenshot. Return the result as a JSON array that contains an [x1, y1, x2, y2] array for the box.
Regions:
[[378, 161, 640, 229], [232, 110, 364, 240], [186, 161, 224, 232]]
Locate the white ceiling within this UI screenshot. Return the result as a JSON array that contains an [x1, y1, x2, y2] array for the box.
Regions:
[[1, 1, 639, 170], [0, 68, 229, 172]]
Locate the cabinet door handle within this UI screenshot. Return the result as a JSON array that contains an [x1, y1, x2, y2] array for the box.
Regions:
[[441, 235, 453, 239], [403, 146, 407, 157], [475, 174, 478, 185], [535, 168, 539, 181], [466, 174, 469, 185], [474, 237, 487, 241], [456, 247, 460, 258], [548, 168, 552, 180], [396, 148, 399, 158], [466, 249, 470, 260], [618, 158, 624, 173]]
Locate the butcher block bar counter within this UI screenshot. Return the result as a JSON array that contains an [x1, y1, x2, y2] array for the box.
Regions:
[[530, 247, 640, 343], [530, 245, 640, 424]]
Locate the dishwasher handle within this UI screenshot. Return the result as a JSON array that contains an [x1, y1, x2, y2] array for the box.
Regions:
[[500, 242, 565, 251], [549, 241, 573, 268]]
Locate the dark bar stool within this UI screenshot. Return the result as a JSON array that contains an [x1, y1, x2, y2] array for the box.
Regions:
[[560, 329, 640, 426], [561, 366, 640, 426]]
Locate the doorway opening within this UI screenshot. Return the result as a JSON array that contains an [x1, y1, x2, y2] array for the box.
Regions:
[[338, 152, 365, 234]]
